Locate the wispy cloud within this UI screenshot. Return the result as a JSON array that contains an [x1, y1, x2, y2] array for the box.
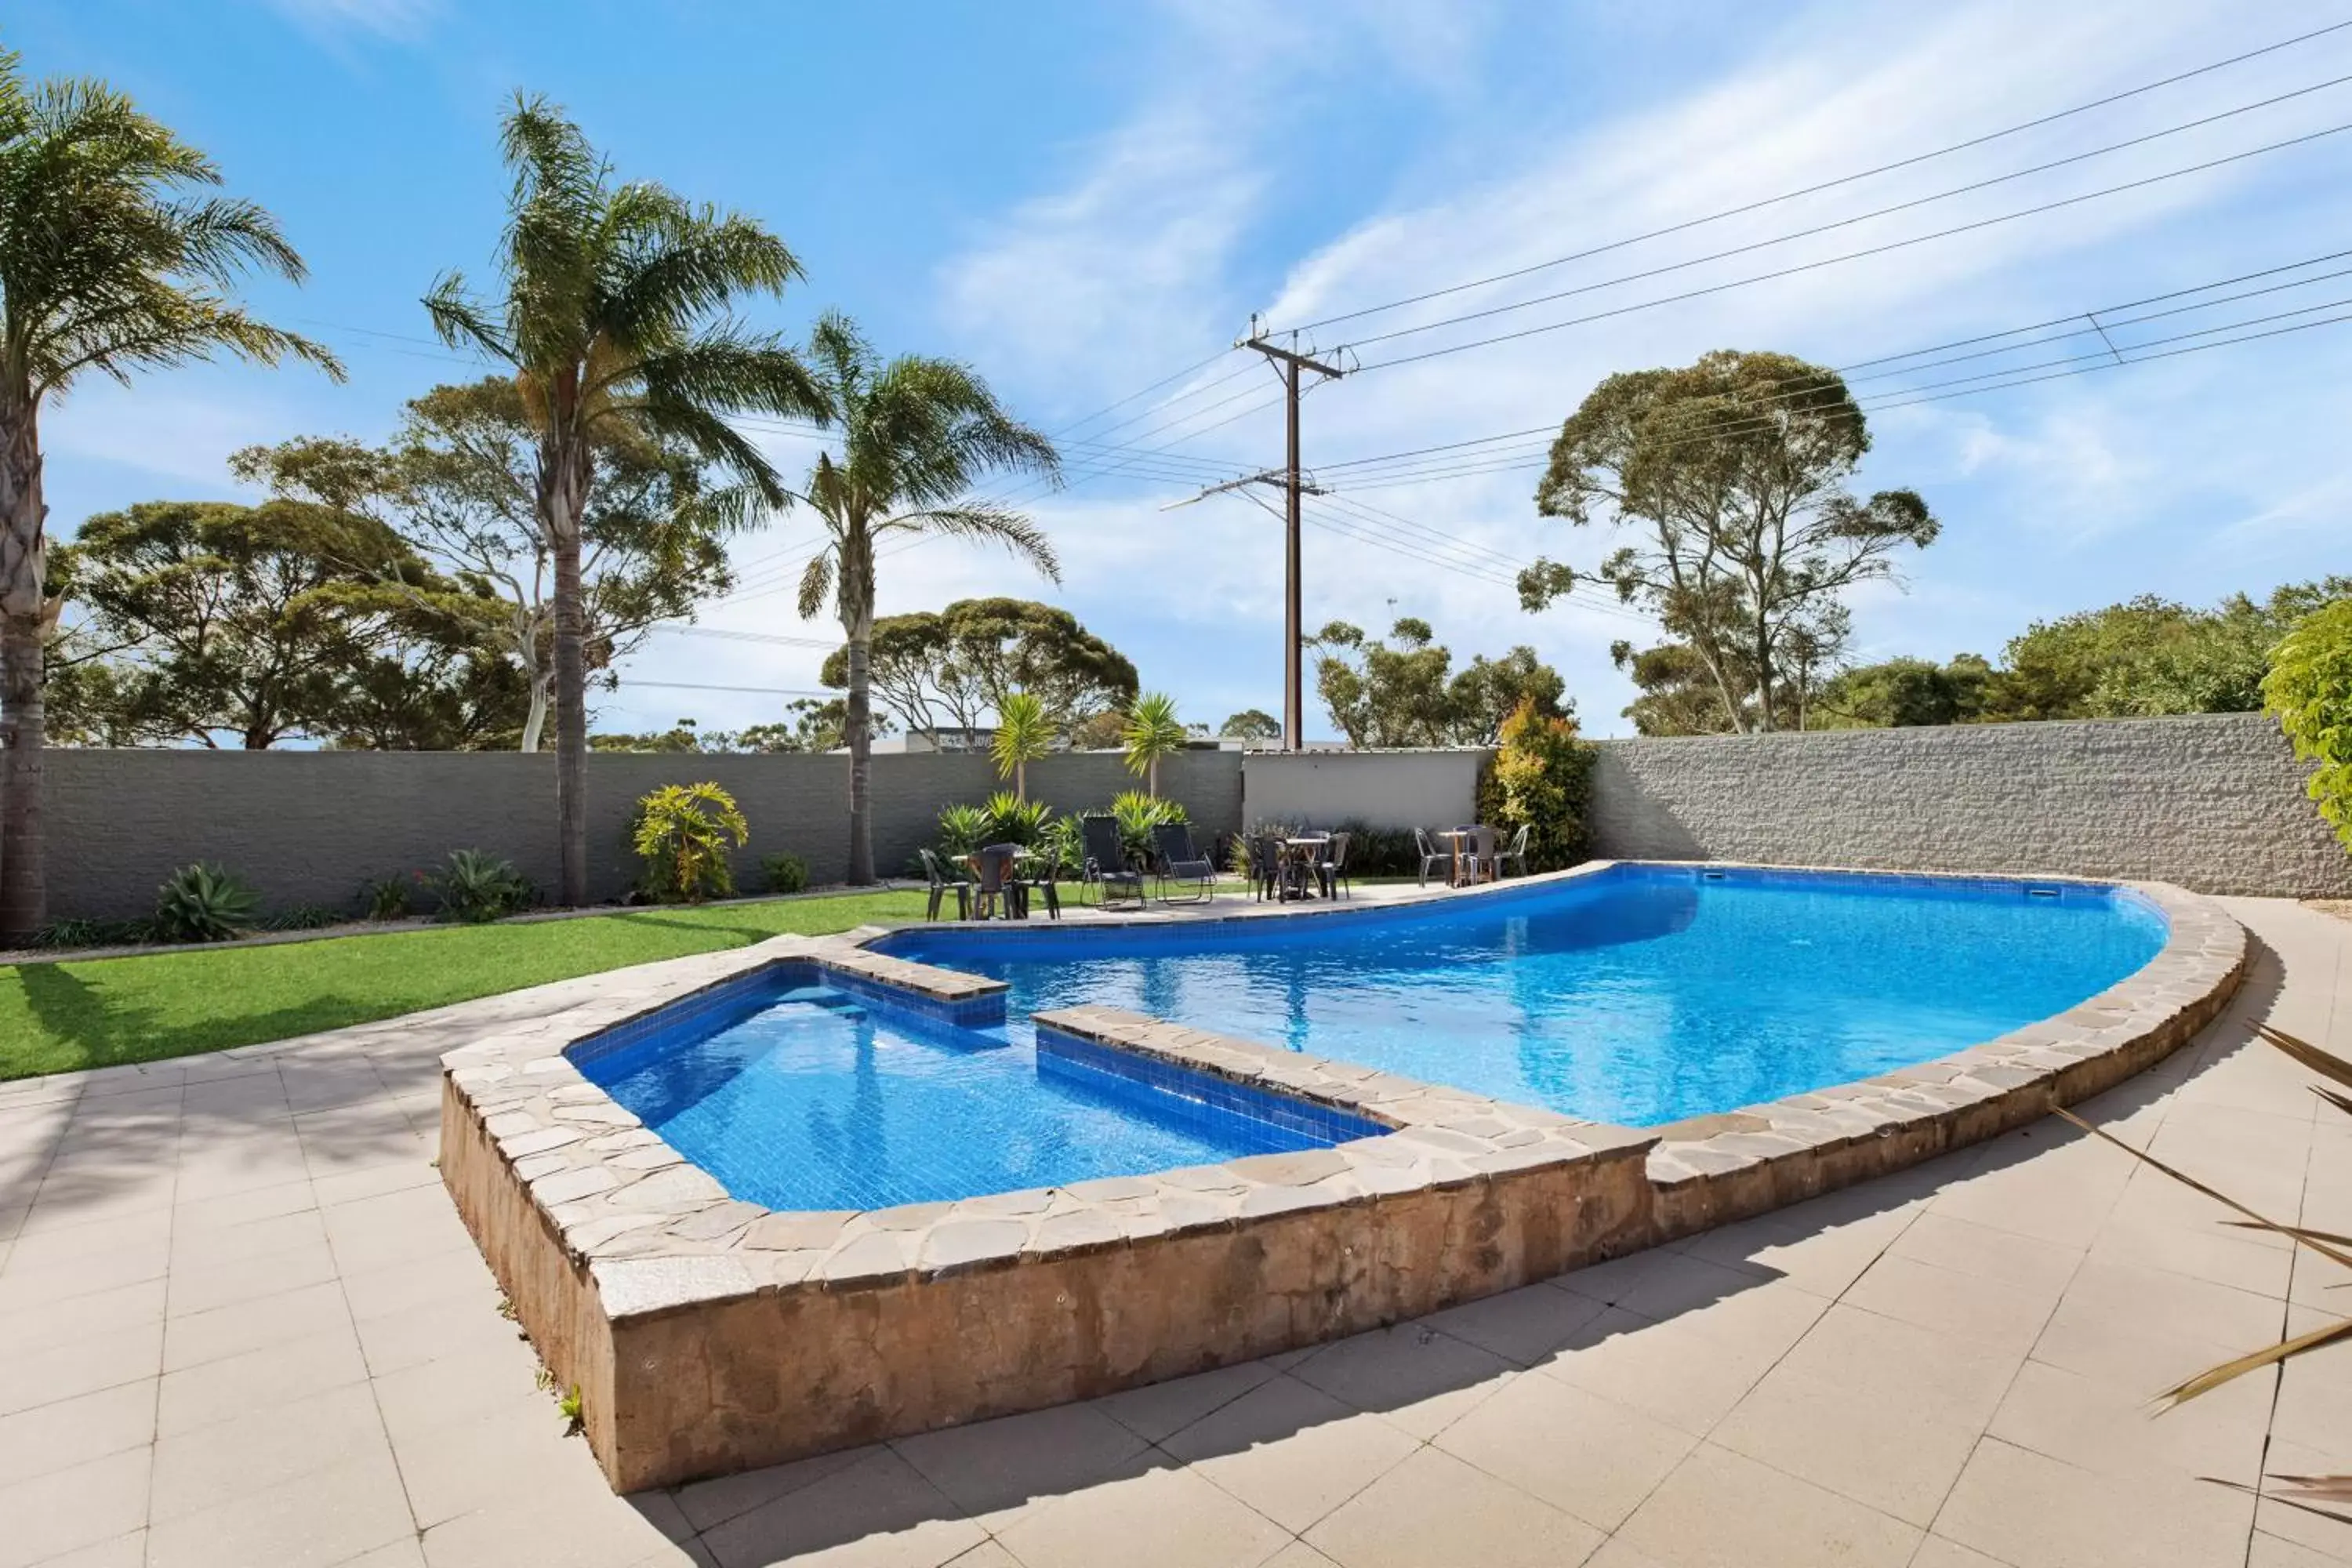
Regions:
[[260, 0, 440, 45]]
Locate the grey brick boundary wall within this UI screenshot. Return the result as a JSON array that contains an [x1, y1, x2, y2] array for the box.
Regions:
[[1588, 711, 2352, 898], [31, 749, 1243, 920], [15, 710, 2345, 920]]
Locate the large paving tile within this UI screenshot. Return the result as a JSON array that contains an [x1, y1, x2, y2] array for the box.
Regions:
[[0, 1274, 165, 1356], [702, 1446, 987, 1568], [370, 1338, 551, 1452], [0, 1206, 171, 1272], [1838, 1250, 2062, 1356], [27, 1529, 149, 1568], [1305, 1446, 1605, 1568], [146, 1443, 416, 1568], [1987, 1354, 2274, 1490], [1288, 1321, 1515, 1439], [1160, 1374, 1419, 1534], [164, 1233, 341, 1316], [393, 1396, 597, 1530], [1089, 1358, 1283, 1444], [1770, 1302, 2024, 1431], [1533, 1305, 1784, 1437], [0, 1446, 151, 1568], [1611, 1442, 1920, 1568], [0, 1317, 162, 1417], [1433, 1370, 1697, 1532], [1558, 1248, 1780, 1322], [1931, 1435, 2256, 1568], [339, 1243, 499, 1324], [893, 1399, 1152, 1529], [352, 1285, 528, 1377], [0, 1376, 154, 1486], [1883, 1209, 2087, 1297], [155, 1322, 368, 1436], [163, 1279, 354, 1373], [0, 1226, 169, 1310], [171, 1178, 321, 1233], [670, 1447, 873, 1536], [150, 1381, 393, 1523], [1420, 1279, 1610, 1367], [322, 1184, 474, 1276], [166, 1205, 326, 1270], [1709, 1353, 1984, 1527]]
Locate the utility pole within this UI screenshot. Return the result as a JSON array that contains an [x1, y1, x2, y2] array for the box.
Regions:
[[1240, 324, 1345, 751]]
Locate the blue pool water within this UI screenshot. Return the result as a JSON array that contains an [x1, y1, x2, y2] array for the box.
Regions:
[[877, 865, 2170, 1129], [574, 978, 1328, 1211]]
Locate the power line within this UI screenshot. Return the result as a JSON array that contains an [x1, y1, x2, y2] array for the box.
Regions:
[[1271, 17, 2352, 336], [1354, 116, 2352, 372]]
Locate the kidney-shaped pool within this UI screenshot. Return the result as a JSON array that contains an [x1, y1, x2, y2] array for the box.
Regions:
[[873, 862, 2169, 1129]]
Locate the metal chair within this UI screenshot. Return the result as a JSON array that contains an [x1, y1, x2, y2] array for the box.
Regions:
[[1317, 830, 1352, 898], [1469, 824, 1499, 884], [1414, 827, 1451, 888], [918, 848, 971, 920], [1079, 815, 1147, 909], [1152, 822, 1216, 904], [1492, 823, 1530, 879]]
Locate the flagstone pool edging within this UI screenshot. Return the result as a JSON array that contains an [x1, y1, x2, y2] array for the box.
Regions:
[[436, 864, 2245, 1493]]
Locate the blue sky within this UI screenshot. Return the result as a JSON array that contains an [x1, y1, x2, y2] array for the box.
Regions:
[[17, 0, 2352, 738]]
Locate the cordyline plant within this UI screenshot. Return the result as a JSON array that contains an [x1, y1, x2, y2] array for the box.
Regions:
[[991, 689, 1052, 800], [0, 50, 341, 941], [2060, 1022, 2352, 1527]]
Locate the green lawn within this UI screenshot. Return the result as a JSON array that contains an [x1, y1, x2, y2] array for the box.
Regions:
[[0, 889, 933, 1082]]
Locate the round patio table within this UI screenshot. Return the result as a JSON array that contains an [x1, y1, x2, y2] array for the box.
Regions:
[[1280, 836, 1330, 901], [1438, 828, 1482, 887]]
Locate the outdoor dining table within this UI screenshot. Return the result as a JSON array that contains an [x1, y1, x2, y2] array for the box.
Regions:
[[1279, 835, 1330, 901], [1438, 827, 1483, 888]]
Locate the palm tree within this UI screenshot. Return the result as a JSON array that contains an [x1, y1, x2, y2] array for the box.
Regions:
[[1122, 691, 1186, 797], [992, 690, 1053, 800], [426, 94, 823, 905], [794, 312, 1060, 882], [0, 53, 341, 941]]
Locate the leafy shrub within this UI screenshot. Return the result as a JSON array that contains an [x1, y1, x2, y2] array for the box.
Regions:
[[433, 849, 532, 924], [631, 782, 751, 903], [982, 790, 1051, 847], [153, 863, 261, 944], [27, 916, 153, 951], [361, 873, 421, 921], [2265, 599, 2352, 855], [1036, 815, 1083, 878], [761, 852, 808, 895], [260, 905, 343, 932], [1110, 789, 1186, 864], [935, 803, 991, 858], [1478, 698, 1596, 871], [1323, 819, 1417, 876]]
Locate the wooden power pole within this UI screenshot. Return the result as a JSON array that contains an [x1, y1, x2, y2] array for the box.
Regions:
[[1240, 328, 1345, 751]]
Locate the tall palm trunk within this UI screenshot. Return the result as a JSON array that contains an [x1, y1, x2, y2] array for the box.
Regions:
[[840, 522, 876, 884], [542, 439, 590, 904], [0, 397, 46, 942]]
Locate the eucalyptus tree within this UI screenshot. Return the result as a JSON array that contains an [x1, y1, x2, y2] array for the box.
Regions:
[[1523, 349, 1936, 734], [0, 51, 339, 939], [792, 311, 1060, 882], [426, 95, 823, 904]]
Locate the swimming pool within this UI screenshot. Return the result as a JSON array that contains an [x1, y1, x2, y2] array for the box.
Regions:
[[875, 863, 2171, 1128], [573, 971, 1371, 1210]]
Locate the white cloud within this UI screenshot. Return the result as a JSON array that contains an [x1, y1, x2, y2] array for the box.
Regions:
[[260, 0, 440, 42]]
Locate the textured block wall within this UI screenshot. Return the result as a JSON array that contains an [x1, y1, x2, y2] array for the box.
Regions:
[[35, 748, 1243, 920], [1586, 711, 2352, 898]]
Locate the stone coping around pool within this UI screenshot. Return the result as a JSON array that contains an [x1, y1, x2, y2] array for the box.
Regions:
[[436, 932, 1662, 1491], [435, 861, 2247, 1493]]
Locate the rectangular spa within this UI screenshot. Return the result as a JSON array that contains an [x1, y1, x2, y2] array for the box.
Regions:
[[436, 863, 2245, 1491]]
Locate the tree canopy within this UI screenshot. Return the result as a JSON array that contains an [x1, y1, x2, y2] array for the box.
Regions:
[[1219, 708, 1280, 742], [1313, 618, 1569, 747], [817, 596, 1131, 741], [1525, 349, 1935, 733], [46, 499, 521, 748]]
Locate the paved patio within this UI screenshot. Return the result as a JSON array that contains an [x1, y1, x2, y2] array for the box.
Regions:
[[0, 895, 2345, 1567]]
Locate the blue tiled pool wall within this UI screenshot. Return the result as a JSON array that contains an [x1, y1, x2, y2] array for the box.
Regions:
[[1036, 1025, 1392, 1146], [566, 958, 1009, 1073], [817, 964, 1009, 1031]]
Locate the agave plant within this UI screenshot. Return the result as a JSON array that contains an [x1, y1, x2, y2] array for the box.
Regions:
[[2063, 1022, 2352, 1526], [935, 803, 991, 858], [432, 849, 532, 924], [982, 790, 1051, 848], [152, 863, 260, 944]]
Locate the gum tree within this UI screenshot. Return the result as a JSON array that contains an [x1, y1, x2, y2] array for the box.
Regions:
[[0, 52, 339, 939], [426, 95, 823, 903], [792, 312, 1060, 882]]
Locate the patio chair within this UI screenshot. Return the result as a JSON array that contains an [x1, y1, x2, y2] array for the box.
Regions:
[[1152, 822, 1216, 905], [1468, 825, 1500, 884], [1414, 827, 1451, 888], [1317, 830, 1353, 899], [1248, 833, 1283, 902], [918, 848, 971, 921], [1492, 823, 1530, 879], [971, 844, 1022, 920], [1079, 815, 1148, 909]]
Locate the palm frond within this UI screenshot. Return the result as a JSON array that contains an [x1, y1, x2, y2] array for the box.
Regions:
[[797, 550, 833, 622], [620, 325, 826, 424], [629, 391, 786, 507], [2259, 1024, 2352, 1094], [2052, 1108, 2352, 1272], [602, 210, 806, 350], [881, 503, 1061, 583], [2159, 1314, 2352, 1407], [421, 274, 513, 362], [164, 194, 307, 285]]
